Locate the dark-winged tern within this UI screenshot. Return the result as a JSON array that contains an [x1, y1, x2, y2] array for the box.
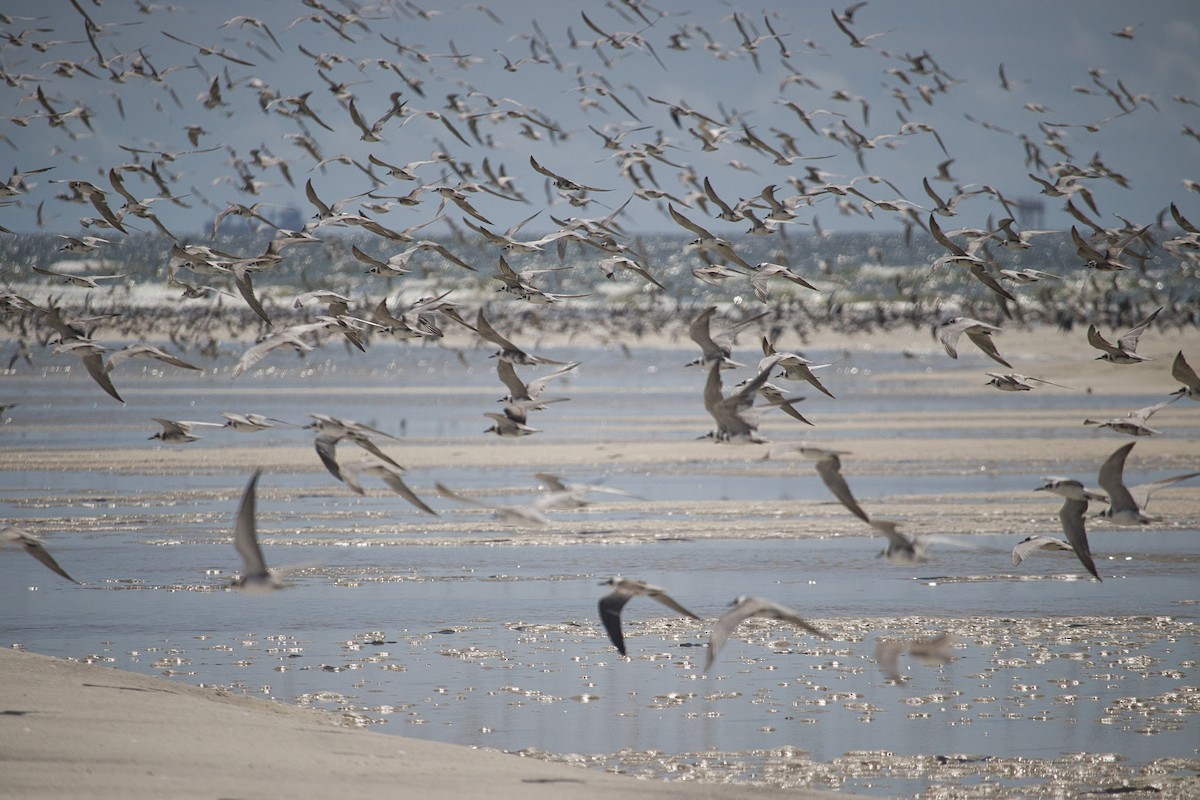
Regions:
[[1, 525, 79, 584], [1034, 478, 1106, 581], [874, 632, 954, 682], [229, 470, 286, 592], [705, 595, 829, 672], [1083, 394, 1181, 436], [1172, 351, 1199, 399], [1086, 306, 1161, 364], [598, 577, 700, 656], [937, 317, 1013, 368], [1095, 441, 1200, 525]]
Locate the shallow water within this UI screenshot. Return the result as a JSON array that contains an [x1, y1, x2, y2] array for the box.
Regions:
[[3, 342, 1199, 798]]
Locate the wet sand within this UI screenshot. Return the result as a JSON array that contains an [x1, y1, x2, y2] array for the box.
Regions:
[[0, 647, 832, 800]]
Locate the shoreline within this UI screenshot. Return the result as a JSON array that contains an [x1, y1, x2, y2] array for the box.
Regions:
[[0, 646, 836, 800]]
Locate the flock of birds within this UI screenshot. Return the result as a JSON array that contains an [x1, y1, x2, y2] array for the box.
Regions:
[[2, 1, 1199, 682]]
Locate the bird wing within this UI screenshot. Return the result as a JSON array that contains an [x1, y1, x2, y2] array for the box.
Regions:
[[1129, 472, 1200, 511], [965, 330, 1013, 368], [647, 589, 701, 620], [1096, 442, 1138, 515], [233, 470, 268, 577], [313, 433, 343, 480], [1171, 351, 1199, 390], [1058, 498, 1101, 580], [598, 590, 633, 655], [366, 463, 437, 516], [1116, 306, 1161, 352], [79, 349, 124, 403], [1012, 535, 1069, 566], [3, 527, 78, 583], [814, 456, 871, 523], [705, 599, 759, 671]]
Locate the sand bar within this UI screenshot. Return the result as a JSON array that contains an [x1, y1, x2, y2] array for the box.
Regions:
[[0, 647, 851, 800]]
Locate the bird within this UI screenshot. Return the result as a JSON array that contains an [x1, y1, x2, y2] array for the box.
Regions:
[[1095, 442, 1200, 525], [434, 482, 552, 526], [1083, 395, 1182, 437], [32, 265, 131, 288], [105, 344, 203, 374], [597, 577, 700, 656], [1011, 534, 1077, 567], [473, 309, 567, 366], [1034, 478, 1106, 580], [705, 595, 829, 672], [874, 633, 954, 682], [702, 357, 784, 443], [866, 519, 978, 564], [1170, 351, 1199, 399], [307, 414, 405, 481], [749, 262, 817, 303], [228, 470, 286, 592], [760, 337, 835, 398], [1087, 307, 1162, 364], [985, 372, 1072, 391], [768, 444, 870, 523], [1, 525, 79, 584], [937, 317, 1013, 368], [220, 412, 292, 432], [50, 339, 124, 403], [668, 204, 754, 270], [150, 417, 224, 444], [534, 473, 639, 509], [686, 305, 768, 369], [336, 457, 438, 516], [496, 360, 578, 405]]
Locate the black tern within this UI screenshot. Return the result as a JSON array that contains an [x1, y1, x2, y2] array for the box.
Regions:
[[705, 595, 829, 672], [1086, 306, 1161, 364], [435, 482, 551, 526], [985, 372, 1072, 391], [229, 470, 286, 592], [1172, 351, 1199, 399], [1, 525, 79, 584], [338, 457, 438, 516], [1083, 395, 1182, 436], [686, 305, 769, 369], [702, 356, 783, 443], [937, 317, 1013, 368], [150, 417, 224, 444], [307, 413, 404, 481], [1095, 442, 1200, 525], [874, 632, 954, 682], [1034, 478, 1106, 580], [767, 444, 871, 523], [598, 577, 700, 656]]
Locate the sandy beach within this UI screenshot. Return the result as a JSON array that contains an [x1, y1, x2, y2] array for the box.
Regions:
[[0, 647, 838, 800]]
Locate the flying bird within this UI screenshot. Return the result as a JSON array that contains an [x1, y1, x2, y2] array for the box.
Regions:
[[874, 632, 954, 682], [229, 470, 287, 592], [705, 595, 829, 672], [597, 577, 700, 656], [937, 317, 1013, 368], [1, 525, 79, 584], [1172, 351, 1200, 399], [1034, 478, 1106, 580], [1087, 307, 1162, 364], [1095, 442, 1200, 525], [1083, 395, 1182, 437], [1011, 534, 1076, 567]]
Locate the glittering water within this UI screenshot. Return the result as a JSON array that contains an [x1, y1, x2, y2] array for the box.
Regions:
[[2, 342, 1199, 798]]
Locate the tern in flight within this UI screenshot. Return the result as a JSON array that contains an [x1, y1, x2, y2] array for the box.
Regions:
[[1034, 477, 1106, 580], [598, 577, 700, 656], [1, 525, 79, 584], [1095, 442, 1200, 525], [705, 595, 829, 672]]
